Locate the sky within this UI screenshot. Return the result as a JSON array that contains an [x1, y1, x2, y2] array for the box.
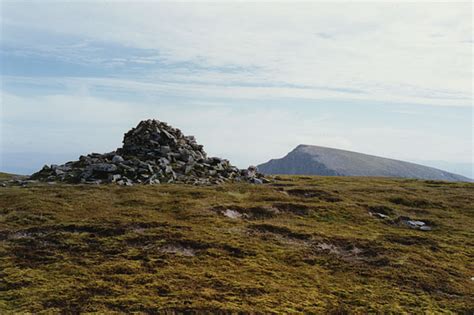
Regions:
[[1, 1, 473, 177]]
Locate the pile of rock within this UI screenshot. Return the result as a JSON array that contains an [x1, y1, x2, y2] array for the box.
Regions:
[[31, 119, 268, 186]]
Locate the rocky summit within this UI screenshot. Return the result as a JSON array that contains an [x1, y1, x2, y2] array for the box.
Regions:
[[31, 119, 267, 185]]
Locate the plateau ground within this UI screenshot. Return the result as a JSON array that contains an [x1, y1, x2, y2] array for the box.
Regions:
[[0, 176, 473, 313]]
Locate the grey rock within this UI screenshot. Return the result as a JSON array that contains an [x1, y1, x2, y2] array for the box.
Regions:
[[185, 164, 194, 174], [92, 163, 118, 173], [80, 168, 93, 180], [165, 165, 174, 174], [112, 155, 124, 163], [30, 119, 269, 186], [54, 169, 65, 176], [160, 146, 171, 154], [373, 212, 389, 219], [407, 220, 425, 228], [109, 174, 122, 183]]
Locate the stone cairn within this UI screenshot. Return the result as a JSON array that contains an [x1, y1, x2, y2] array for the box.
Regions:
[[31, 119, 268, 186]]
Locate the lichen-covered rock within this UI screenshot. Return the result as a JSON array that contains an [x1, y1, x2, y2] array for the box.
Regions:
[[31, 119, 268, 185]]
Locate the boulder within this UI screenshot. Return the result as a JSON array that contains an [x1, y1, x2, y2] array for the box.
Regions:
[[112, 155, 124, 163]]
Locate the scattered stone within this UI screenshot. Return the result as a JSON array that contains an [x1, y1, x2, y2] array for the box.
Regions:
[[370, 212, 390, 219], [213, 205, 278, 220], [396, 216, 433, 231], [109, 174, 122, 183], [406, 220, 426, 228], [223, 209, 244, 219], [30, 119, 269, 186]]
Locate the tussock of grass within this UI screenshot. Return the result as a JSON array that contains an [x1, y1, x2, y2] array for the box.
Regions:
[[0, 176, 473, 313]]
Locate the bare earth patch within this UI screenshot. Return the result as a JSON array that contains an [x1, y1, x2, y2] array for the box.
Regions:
[[212, 205, 280, 219], [160, 244, 196, 256]]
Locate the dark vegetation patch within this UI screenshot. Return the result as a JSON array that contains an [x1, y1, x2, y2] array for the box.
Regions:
[[211, 244, 255, 258], [274, 176, 295, 181], [9, 245, 63, 267], [270, 182, 295, 187], [384, 234, 438, 248], [424, 180, 457, 186], [388, 196, 444, 209], [272, 202, 313, 216], [286, 188, 342, 202], [7, 222, 167, 242], [366, 205, 395, 216], [5, 222, 173, 266]]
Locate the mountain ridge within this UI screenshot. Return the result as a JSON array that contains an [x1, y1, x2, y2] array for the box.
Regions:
[[258, 144, 471, 182]]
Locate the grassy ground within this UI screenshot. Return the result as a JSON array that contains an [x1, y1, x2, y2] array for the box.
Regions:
[[0, 172, 19, 181], [0, 176, 473, 313]]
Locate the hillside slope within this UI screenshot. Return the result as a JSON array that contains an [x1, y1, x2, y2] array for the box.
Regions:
[[258, 145, 470, 181], [1, 177, 473, 313], [0, 172, 22, 180]]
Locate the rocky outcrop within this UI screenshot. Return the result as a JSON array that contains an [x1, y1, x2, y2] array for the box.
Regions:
[[31, 119, 267, 185]]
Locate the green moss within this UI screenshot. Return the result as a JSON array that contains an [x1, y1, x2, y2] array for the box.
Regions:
[[0, 176, 473, 313]]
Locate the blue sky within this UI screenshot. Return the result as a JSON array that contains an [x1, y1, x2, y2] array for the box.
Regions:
[[1, 1, 472, 177]]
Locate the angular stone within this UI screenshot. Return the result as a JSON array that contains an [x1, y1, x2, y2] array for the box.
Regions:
[[109, 174, 122, 183], [160, 146, 171, 154], [91, 163, 118, 173], [165, 165, 174, 174], [112, 155, 124, 163], [185, 164, 194, 174]]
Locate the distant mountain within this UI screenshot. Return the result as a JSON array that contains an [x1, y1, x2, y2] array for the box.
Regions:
[[258, 145, 471, 182], [409, 160, 473, 180]]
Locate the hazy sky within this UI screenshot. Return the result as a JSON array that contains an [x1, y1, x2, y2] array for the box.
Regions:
[[1, 1, 472, 176]]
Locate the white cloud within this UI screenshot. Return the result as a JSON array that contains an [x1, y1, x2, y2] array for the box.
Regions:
[[2, 2, 472, 106], [1, 2, 472, 173]]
